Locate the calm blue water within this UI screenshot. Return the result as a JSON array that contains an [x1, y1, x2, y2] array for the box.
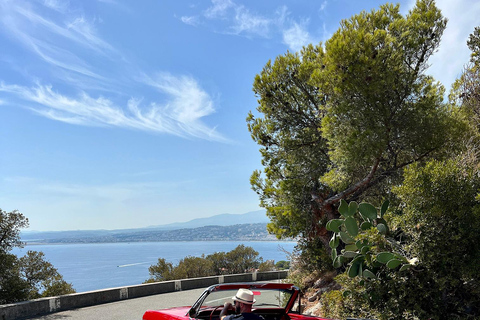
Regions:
[[12, 241, 295, 293]]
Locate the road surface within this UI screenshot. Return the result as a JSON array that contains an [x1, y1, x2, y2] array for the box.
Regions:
[[28, 287, 205, 320]]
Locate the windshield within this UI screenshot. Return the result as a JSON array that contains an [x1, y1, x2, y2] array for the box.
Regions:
[[201, 288, 293, 309]]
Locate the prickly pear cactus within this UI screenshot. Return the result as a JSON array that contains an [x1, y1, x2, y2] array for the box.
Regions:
[[326, 200, 416, 279]]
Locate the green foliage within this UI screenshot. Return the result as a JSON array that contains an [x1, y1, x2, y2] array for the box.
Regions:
[[248, 43, 330, 241], [145, 245, 273, 283], [322, 157, 480, 319], [258, 260, 275, 272], [206, 251, 228, 275], [293, 237, 333, 273], [0, 209, 29, 253], [392, 158, 480, 317], [248, 0, 464, 271], [173, 255, 214, 279], [18, 251, 75, 299], [40, 275, 76, 298], [450, 26, 480, 135], [0, 252, 29, 304], [146, 258, 174, 282], [225, 244, 260, 274], [327, 200, 413, 282], [318, 0, 454, 188], [275, 260, 290, 270], [248, 4, 480, 319], [467, 26, 480, 66], [317, 24, 480, 320], [320, 274, 379, 320], [0, 208, 75, 303], [319, 288, 348, 320]]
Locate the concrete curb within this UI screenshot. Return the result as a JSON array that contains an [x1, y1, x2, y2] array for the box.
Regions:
[[0, 270, 288, 320]]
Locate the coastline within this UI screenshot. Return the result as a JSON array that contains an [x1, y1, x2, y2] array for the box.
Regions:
[[20, 223, 291, 244], [12, 241, 296, 292], [23, 239, 296, 245]]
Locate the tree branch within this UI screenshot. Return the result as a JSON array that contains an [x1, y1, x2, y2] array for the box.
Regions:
[[316, 157, 381, 209]]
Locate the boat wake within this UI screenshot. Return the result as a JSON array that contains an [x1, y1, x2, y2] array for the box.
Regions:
[[117, 262, 150, 268]]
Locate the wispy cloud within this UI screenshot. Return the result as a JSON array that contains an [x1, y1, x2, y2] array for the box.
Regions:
[[65, 16, 116, 54], [204, 0, 235, 19], [42, 0, 69, 13], [138, 73, 227, 141], [181, 15, 200, 26], [179, 0, 480, 87], [203, 0, 278, 38], [180, 0, 320, 51], [8, 4, 113, 55], [319, 0, 328, 12], [230, 6, 272, 38], [282, 21, 314, 52], [0, 1, 112, 80], [0, 74, 227, 142], [141, 73, 215, 123], [31, 37, 105, 79], [0, 0, 227, 142], [0, 82, 132, 126]]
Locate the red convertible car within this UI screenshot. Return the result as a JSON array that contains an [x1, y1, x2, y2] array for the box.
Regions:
[[143, 283, 332, 320]]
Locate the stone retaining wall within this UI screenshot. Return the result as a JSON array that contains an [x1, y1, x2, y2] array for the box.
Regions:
[[0, 270, 288, 320]]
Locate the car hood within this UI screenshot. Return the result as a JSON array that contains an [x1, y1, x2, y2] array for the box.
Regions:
[[143, 306, 191, 320]]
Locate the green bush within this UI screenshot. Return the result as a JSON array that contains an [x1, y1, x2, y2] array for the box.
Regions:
[[321, 157, 480, 319], [0, 209, 75, 303], [144, 245, 280, 283], [275, 260, 290, 270]]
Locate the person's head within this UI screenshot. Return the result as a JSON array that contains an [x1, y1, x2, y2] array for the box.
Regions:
[[232, 288, 255, 313]]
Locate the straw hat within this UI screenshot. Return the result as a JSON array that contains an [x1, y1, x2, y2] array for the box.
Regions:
[[232, 288, 256, 304]]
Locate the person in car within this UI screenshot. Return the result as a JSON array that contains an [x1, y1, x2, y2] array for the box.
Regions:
[[220, 288, 265, 320]]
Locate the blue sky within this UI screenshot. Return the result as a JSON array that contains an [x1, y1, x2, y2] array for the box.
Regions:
[[1, 0, 479, 231]]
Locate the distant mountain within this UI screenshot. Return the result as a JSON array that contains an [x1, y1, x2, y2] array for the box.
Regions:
[[20, 210, 271, 243], [146, 210, 269, 230]]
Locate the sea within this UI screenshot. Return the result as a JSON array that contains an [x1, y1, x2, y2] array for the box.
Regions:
[[11, 241, 296, 293]]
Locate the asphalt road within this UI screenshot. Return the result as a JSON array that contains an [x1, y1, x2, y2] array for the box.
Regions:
[[27, 287, 206, 320]]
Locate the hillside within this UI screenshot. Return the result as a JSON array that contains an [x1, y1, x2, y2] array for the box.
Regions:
[[20, 210, 284, 243], [23, 223, 280, 243]]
